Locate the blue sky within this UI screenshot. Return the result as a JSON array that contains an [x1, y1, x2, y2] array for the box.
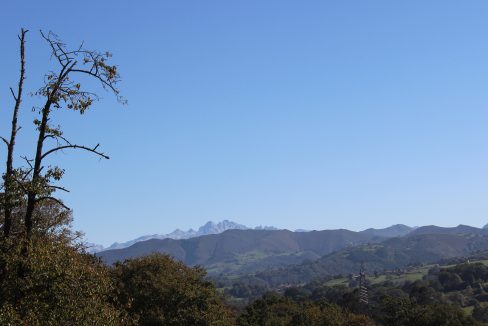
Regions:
[[1, 1, 488, 245]]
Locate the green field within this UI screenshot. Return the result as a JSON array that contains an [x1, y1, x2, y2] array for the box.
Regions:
[[323, 259, 488, 288], [206, 250, 312, 275]]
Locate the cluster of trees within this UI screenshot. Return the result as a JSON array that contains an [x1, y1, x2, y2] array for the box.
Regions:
[[433, 262, 488, 292], [237, 292, 374, 326], [260, 262, 488, 325], [236, 289, 482, 326], [0, 248, 235, 324]]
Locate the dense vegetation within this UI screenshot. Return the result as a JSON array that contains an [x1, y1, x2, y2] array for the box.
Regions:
[[237, 292, 375, 326], [112, 254, 234, 325], [216, 265, 488, 326]]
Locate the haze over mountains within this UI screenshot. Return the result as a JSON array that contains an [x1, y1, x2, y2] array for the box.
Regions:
[[96, 223, 488, 288], [88, 220, 278, 253], [250, 226, 488, 287], [97, 223, 415, 271]]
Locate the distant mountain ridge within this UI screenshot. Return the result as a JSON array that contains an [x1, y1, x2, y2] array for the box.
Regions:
[[408, 224, 486, 237], [244, 225, 488, 287], [97, 224, 415, 274], [360, 224, 414, 238], [95, 223, 488, 289], [88, 220, 277, 253]]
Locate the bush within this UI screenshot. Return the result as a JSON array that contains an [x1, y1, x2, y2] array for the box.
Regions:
[[112, 253, 235, 325], [237, 292, 375, 326], [0, 236, 128, 325]]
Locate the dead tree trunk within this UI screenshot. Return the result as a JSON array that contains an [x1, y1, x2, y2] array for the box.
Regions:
[[2, 29, 28, 237]]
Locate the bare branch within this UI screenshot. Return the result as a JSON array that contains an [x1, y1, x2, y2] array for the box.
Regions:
[[35, 196, 70, 211], [71, 68, 119, 93], [40, 30, 71, 67], [10, 87, 17, 101], [43, 134, 57, 141], [46, 185, 70, 193], [41, 143, 109, 160], [0, 137, 9, 147], [21, 168, 34, 182], [20, 155, 33, 168], [44, 132, 72, 146]]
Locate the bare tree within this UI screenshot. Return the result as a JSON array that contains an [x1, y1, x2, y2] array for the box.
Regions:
[[1, 29, 28, 238], [1, 29, 123, 243], [21, 31, 124, 238]]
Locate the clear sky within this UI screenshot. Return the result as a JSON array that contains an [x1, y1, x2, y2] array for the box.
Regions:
[[1, 1, 488, 246]]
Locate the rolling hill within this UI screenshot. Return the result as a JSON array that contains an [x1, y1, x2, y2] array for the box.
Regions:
[[97, 225, 413, 275], [246, 226, 488, 287], [98, 224, 488, 283]]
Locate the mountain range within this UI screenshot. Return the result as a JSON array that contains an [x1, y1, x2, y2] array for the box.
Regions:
[[95, 221, 488, 291], [97, 224, 414, 274], [248, 225, 488, 287], [87, 220, 277, 253]]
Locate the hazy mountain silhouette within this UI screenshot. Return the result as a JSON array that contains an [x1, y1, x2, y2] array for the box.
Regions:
[[248, 225, 488, 286], [97, 224, 414, 273], [89, 220, 273, 252]]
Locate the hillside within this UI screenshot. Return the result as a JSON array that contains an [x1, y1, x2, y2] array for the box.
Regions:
[[245, 230, 488, 287], [98, 226, 411, 274]]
